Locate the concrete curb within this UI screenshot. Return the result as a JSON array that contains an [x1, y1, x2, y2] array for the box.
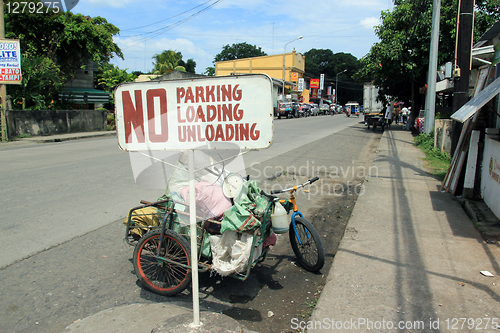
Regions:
[[19, 131, 117, 143], [459, 198, 500, 243]]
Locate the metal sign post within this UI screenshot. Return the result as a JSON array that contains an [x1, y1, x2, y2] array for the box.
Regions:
[[115, 74, 274, 326]]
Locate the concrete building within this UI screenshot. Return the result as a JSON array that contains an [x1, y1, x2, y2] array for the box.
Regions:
[[215, 50, 309, 106]]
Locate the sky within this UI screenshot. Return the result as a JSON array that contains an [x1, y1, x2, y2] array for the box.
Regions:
[[71, 0, 395, 75]]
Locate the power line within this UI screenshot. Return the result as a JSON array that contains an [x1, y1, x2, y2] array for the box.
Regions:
[[120, 0, 216, 32], [119, 0, 223, 50]]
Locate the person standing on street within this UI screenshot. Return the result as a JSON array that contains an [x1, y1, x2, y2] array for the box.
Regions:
[[384, 102, 394, 130], [401, 106, 409, 124], [394, 105, 401, 125]]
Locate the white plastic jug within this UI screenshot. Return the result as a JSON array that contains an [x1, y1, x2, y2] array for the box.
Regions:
[[271, 201, 289, 234]]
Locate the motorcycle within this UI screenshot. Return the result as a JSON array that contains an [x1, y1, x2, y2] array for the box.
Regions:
[[346, 109, 351, 117]]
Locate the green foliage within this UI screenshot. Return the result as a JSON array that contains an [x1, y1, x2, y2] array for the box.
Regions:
[[5, 4, 123, 80], [5, 1, 123, 107], [9, 55, 63, 109], [304, 49, 363, 105], [355, 0, 500, 106], [214, 42, 267, 62], [178, 58, 197, 74], [95, 64, 137, 105], [152, 50, 190, 74], [414, 132, 451, 180], [204, 67, 215, 76]]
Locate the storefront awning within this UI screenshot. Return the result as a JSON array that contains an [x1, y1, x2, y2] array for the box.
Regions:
[[60, 87, 110, 104], [451, 76, 500, 123]]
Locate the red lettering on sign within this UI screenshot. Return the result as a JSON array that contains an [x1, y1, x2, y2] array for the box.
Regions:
[[177, 106, 186, 123], [177, 87, 185, 103], [122, 90, 145, 143], [203, 123, 259, 142], [147, 89, 168, 143], [206, 85, 215, 102], [196, 86, 205, 103]]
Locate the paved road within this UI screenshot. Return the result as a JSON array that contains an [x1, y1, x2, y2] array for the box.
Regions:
[[0, 114, 360, 269], [0, 116, 379, 333]]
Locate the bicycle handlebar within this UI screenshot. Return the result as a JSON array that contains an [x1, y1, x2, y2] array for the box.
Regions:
[[269, 177, 319, 195]]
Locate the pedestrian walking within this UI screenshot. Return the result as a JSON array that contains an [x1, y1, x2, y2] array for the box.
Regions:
[[394, 105, 400, 125], [401, 106, 409, 124], [384, 102, 394, 130]]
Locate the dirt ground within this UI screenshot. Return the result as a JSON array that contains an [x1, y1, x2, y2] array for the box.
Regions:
[[186, 123, 384, 333], [191, 174, 362, 333]]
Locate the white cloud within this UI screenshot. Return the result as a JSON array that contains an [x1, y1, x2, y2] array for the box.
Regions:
[[360, 17, 381, 29]]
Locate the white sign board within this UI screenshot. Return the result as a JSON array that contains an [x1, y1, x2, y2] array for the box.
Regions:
[[0, 39, 21, 85], [298, 78, 304, 92], [320, 74, 324, 90], [115, 74, 274, 151]]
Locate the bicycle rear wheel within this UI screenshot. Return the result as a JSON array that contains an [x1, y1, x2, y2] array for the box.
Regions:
[[289, 217, 325, 272], [133, 229, 192, 296]]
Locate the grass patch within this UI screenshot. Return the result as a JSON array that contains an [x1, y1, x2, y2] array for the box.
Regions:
[[414, 133, 451, 181]]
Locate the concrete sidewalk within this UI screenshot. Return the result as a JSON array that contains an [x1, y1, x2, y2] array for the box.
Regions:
[[308, 127, 500, 332]]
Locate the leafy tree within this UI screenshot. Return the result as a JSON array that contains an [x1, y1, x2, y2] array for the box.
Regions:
[[95, 64, 137, 105], [178, 58, 197, 73], [214, 42, 267, 62], [204, 67, 215, 76], [9, 55, 63, 110], [5, 3, 123, 81], [304, 49, 363, 105], [152, 50, 186, 74], [354, 0, 500, 111], [5, 2, 123, 107]]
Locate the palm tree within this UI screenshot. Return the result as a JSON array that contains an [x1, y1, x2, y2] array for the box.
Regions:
[[151, 50, 186, 74]]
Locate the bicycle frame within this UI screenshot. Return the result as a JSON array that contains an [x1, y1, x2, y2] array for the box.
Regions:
[[270, 177, 319, 246]]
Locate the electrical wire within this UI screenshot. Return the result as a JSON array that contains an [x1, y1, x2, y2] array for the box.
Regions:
[[120, 0, 216, 32], [119, 0, 223, 50]]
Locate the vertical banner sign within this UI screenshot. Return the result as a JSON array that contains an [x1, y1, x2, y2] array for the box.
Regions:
[[115, 74, 274, 151], [298, 78, 304, 92], [320, 74, 324, 90], [0, 39, 22, 85], [327, 86, 331, 97], [332, 89, 336, 103]]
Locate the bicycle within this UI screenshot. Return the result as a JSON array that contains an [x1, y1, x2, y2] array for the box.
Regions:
[[126, 177, 325, 296]]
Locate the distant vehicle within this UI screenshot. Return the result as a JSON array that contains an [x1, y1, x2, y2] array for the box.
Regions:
[[309, 103, 319, 116], [329, 104, 336, 115], [319, 104, 329, 115], [292, 102, 301, 118], [363, 83, 385, 130], [300, 103, 311, 117], [345, 102, 360, 117], [278, 102, 292, 119]]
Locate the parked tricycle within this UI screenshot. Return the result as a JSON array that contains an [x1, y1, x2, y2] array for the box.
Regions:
[[124, 177, 325, 296]]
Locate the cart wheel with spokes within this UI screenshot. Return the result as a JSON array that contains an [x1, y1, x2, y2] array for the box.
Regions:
[[289, 217, 325, 272], [133, 229, 192, 296]]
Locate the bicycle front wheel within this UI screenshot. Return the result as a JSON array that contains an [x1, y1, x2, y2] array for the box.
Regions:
[[133, 229, 192, 296], [289, 217, 325, 272]]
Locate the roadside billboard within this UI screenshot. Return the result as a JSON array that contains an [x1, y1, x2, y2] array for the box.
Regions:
[[115, 74, 274, 151], [0, 39, 21, 85], [310, 78, 319, 89]]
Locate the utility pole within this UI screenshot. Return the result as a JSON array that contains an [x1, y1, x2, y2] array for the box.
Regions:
[[424, 0, 441, 134], [451, 0, 475, 154]]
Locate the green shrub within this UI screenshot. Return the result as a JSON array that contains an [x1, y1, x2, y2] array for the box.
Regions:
[[414, 133, 451, 180]]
